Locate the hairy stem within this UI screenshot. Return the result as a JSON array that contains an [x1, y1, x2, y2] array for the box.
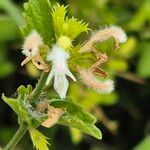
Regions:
[[4, 72, 48, 150], [4, 124, 28, 150], [29, 72, 49, 104]]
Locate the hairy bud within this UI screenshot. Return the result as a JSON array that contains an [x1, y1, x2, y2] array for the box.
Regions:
[[77, 67, 114, 94], [80, 25, 127, 53]]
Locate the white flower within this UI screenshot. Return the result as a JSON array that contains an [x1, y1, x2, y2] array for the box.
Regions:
[[46, 45, 76, 99]]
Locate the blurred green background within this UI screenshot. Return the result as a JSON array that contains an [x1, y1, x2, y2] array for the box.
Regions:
[[0, 0, 150, 150]]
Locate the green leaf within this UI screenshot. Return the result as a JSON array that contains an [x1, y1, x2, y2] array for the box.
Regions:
[[29, 127, 50, 150], [2, 90, 47, 127], [51, 100, 102, 140], [17, 85, 32, 108], [2, 94, 30, 123], [52, 4, 89, 40], [21, 0, 55, 46], [62, 17, 89, 40], [17, 85, 32, 100], [18, 85, 31, 95], [17, 85, 47, 127], [52, 3, 67, 37], [51, 99, 96, 123]]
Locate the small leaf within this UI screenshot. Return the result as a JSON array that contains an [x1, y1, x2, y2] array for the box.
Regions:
[[62, 17, 89, 40], [51, 100, 96, 124], [17, 85, 32, 107], [21, 0, 55, 46], [17, 85, 32, 98], [2, 94, 30, 123], [2, 93, 47, 127], [27, 85, 33, 93], [17, 85, 47, 127], [29, 127, 50, 150], [50, 100, 102, 140], [52, 4, 89, 40], [59, 114, 101, 140], [52, 3, 67, 37]]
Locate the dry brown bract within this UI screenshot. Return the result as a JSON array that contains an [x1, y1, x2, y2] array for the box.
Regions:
[[21, 53, 50, 72], [41, 105, 65, 128], [21, 30, 50, 72]]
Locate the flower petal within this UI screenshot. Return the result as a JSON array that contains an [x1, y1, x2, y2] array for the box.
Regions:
[[54, 74, 69, 99], [66, 69, 76, 81], [47, 51, 53, 61], [46, 69, 54, 85], [21, 55, 32, 66]]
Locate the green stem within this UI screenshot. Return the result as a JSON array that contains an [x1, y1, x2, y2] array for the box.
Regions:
[[4, 124, 28, 150], [29, 72, 49, 105], [4, 72, 48, 150]]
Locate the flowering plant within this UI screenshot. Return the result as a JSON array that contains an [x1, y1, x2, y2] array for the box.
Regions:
[[1, 1, 127, 150]]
